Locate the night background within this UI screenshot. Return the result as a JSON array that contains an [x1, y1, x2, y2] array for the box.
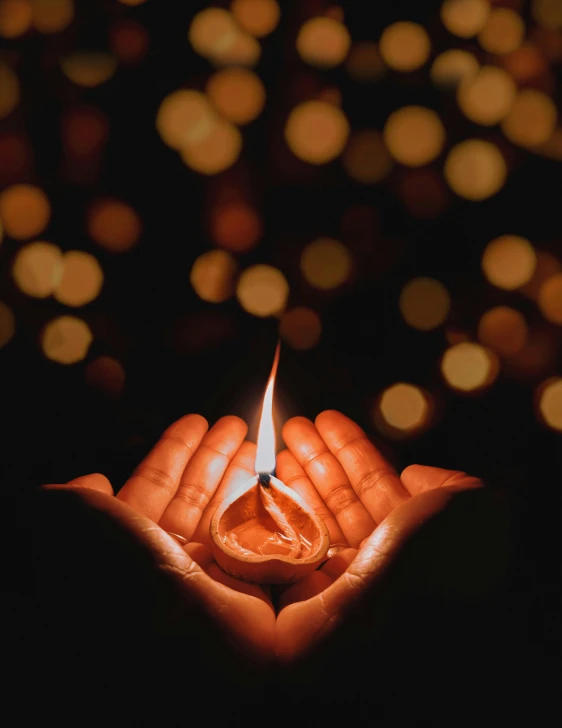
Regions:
[[1, 0, 561, 724]]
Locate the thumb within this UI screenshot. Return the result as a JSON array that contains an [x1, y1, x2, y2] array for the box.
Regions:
[[43, 473, 114, 496], [400, 464, 482, 496]]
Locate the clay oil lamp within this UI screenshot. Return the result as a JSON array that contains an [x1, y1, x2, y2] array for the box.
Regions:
[[210, 345, 330, 584]]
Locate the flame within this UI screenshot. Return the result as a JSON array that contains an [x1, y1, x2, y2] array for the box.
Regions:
[[254, 342, 280, 474]]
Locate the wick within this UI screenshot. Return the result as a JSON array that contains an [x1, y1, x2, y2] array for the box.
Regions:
[[258, 472, 271, 488]]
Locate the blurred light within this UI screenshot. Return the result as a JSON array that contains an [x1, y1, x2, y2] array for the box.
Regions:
[[482, 235, 536, 290], [190, 249, 238, 303], [538, 273, 562, 324], [478, 8, 524, 55], [109, 20, 149, 65], [478, 306, 528, 356], [180, 118, 242, 174], [213, 30, 261, 67], [457, 66, 516, 126], [383, 106, 445, 167], [0, 0, 32, 38], [397, 168, 449, 219], [441, 0, 490, 38], [342, 130, 393, 183], [400, 277, 450, 330], [62, 105, 109, 157], [236, 264, 288, 316], [430, 49, 479, 90], [441, 341, 498, 392], [532, 0, 562, 30], [118, 0, 148, 5], [156, 90, 216, 150], [285, 100, 349, 164], [379, 21, 430, 72], [85, 356, 125, 398], [296, 16, 351, 69], [231, 0, 280, 38], [0, 300, 15, 348], [279, 307, 322, 350], [379, 383, 429, 432], [54, 251, 104, 307], [210, 202, 262, 252], [535, 126, 562, 160], [501, 89, 557, 148], [0, 184, 50, 240], [42, 316, 93, 365], [188, 7, 261, 67], [530, 26, 562, 63], [0, 62, 19, 120], [13, 241, 63, 298], [206, 68, 265, 125], [346, 42, 385, 82], [31, 0, 73, 33], [300, 237, 352, 290], [0, 131, 33, 186], [520, 250, 561, 300], [537, 378, 562, 430], [444, 139, 507, 200], [500, 43, 549, 84], [504, 326, 557, 379], [60, 53, 118, 88], [87, 198, 141, 253]]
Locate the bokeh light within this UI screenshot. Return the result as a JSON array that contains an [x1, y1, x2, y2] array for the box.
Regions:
[[300, 237, 352, 290], [399, 277, 450, 331], [54, 251, 104, 307], [279, 307, 322, 350], [504, 326, 557, 380], [457, 66, 516, 126], [31, 0, 74, 34], [499, 43, 549, 85], [346, 42, 385, 82], [441, 0, 490, 38], [231, 0, 280, 38], [0, 184, 50, 240], [0, 62, 20, 120], [0, 131, 33, 186], [532, 0, 562, 30], [482, 235, 536, 290], [62, 105, 109, 158], [60, 52, 118, 88], [156, 90, 217, 150], [397, 168, 449, 219], [13, 241, 63, 298], [379, 21, 431, 72], [210, 202, 262, 253], [285, 100, 349, 164], [42, 316, 93, 364], [531, 25, 562, 63], [430, 49, 479, 90], [180, 119, 242, 175], [85, 356, 126, 398], [501, 90, 557, 148], [188, 7, 260, 66], [520, 250, 561, 300], [378, 383, 430, 433], [87, 198, 141, 253], [342, 130, 393, 183], [0, 301, 15, 348], [296, 16, 351, 69], [444, 140, 507, 200], [0, 0, 32, 38], [383, 106, 446, 167], [536, 378, 562, 431], [478, 306, 528, 356], [190, 250, 238, 303], [441, 341, 499, 392], [109, 20, 150, 65], [538, 273, 562, 324], [236, 264, 289, 317], [206, 68, 265, 125], [478, 8, 525, 55]]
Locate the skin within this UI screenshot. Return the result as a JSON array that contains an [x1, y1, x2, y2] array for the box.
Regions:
[[44, 410, 482, 665]]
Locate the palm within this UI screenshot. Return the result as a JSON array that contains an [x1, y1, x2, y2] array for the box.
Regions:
[[50, 411, 480, 664]]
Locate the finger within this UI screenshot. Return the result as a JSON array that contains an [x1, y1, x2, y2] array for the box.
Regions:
[[278, 570, 334, 609], [117, 414, 208, 522], [159, 416, 248, 541], [191, 440, 257, 547], [276, 449, 347, 548], [44, 473, 114, 495], [206, 564, 273, 607], [316, 410, 410, 524], [183, 542, 215, 571], [320, 548, 357, 580], [401, 464, 483, 497], [283, 417, 375, 548]]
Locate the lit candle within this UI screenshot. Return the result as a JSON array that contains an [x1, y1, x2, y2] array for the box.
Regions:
[[210, 343, 330, 584]]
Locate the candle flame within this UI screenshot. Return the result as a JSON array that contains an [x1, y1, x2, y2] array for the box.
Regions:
[[254, 342, 280, 474]]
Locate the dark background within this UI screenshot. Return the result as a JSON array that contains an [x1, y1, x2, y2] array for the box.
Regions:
[[1, 0, 560, 724]]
